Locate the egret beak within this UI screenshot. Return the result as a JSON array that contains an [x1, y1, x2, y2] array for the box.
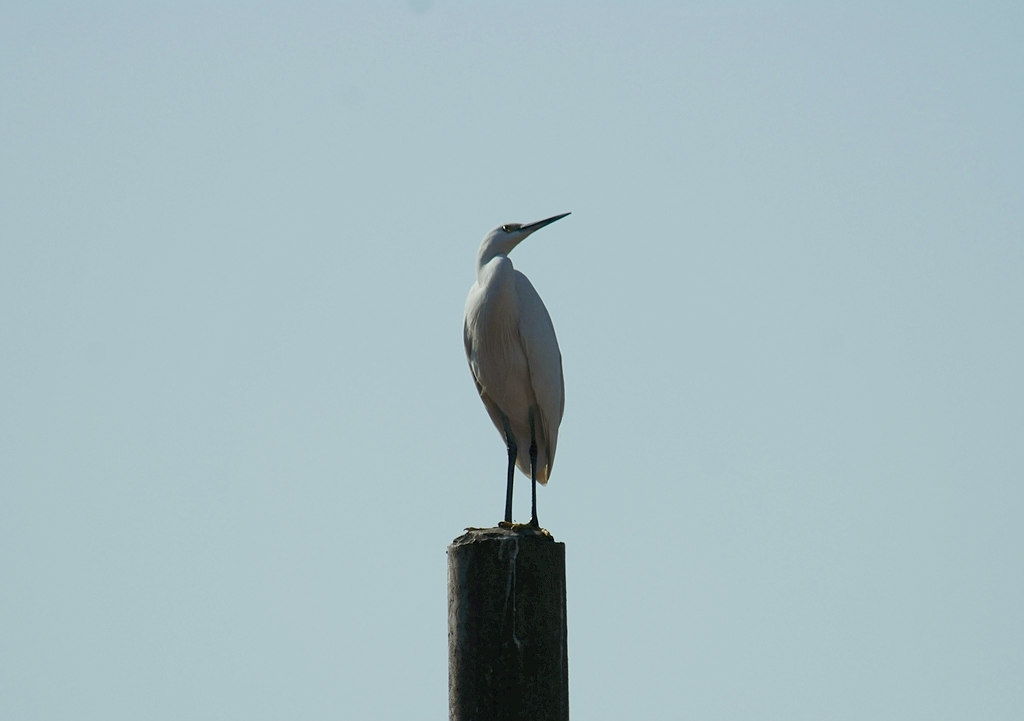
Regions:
[[521, 212, 571, 235]]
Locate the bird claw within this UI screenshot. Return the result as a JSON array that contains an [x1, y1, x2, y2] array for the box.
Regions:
[[498, 520, 552, 538]]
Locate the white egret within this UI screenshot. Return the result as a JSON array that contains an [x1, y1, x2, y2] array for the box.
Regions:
[[464, 212, 570, 527]]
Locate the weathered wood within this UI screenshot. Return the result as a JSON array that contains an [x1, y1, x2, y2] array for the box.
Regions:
[[448, 526, 568, 721]]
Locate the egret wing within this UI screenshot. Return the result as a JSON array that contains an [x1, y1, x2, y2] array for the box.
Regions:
[[513, 270, 564, 481]]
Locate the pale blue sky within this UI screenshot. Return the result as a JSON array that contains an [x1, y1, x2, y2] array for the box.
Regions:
[[2, 2, 1022, 719]]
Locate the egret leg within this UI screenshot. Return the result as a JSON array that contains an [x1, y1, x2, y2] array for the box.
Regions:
[[502, 416, 516, 524], [529, 411, 539, 528], [529, 441, 539, 527]]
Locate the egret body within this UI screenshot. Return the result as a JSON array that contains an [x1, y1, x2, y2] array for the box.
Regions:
[[464, 212, 569, 527]]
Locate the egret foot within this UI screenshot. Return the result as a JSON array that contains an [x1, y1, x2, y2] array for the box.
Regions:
[[497, 521, 552, 538]]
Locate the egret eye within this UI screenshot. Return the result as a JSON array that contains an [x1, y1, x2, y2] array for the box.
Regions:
[[502, 224, 520, 233]]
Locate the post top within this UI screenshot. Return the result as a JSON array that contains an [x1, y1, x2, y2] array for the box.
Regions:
[[451, 525, 557, 546]]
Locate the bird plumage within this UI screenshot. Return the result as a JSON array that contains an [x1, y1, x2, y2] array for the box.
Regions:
[[464, 212, 568, 525]]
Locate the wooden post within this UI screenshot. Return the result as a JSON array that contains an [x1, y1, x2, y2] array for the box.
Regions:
[[447, 526, 569, 721]]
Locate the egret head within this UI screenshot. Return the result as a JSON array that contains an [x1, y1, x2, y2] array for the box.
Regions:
[[477, 212, 571, 268]]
